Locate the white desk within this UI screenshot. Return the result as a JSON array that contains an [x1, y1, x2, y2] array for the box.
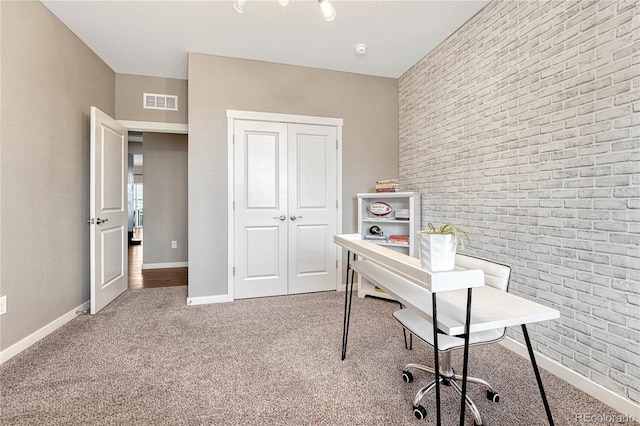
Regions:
[[334, 234, 559, 426], [351, 259, 559, 336]]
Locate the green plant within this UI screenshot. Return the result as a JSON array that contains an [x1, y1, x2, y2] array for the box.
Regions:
[[422, 223, 470, 250]]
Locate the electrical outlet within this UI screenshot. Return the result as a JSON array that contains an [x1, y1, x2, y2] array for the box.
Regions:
[[171, 240, 177, 249], [0, 295, 7, 315]]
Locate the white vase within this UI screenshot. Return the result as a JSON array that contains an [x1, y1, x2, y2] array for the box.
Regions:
[[417, 231, 457, 272]]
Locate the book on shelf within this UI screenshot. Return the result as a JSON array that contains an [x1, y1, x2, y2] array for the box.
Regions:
[[375, 179, 398, 193], [364, 234, 387, 241], [388, 235, 410, 245]]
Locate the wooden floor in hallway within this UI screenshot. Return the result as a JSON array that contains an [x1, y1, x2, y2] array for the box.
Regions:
[[128, 241, 187, 290]]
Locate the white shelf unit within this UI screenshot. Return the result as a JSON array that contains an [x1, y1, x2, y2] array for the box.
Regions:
[[356, 192, 420, 300]]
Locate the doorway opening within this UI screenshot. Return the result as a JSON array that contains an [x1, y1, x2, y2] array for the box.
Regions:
[[127, 131, 188, 289]]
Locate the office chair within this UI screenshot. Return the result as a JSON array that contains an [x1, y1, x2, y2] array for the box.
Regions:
[[393, 254, 511, 425]]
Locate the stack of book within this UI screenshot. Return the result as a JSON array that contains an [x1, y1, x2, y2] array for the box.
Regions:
[[388, 235, 410, 245], [375, 179, 398, 192], [364, 234, 387, 242]]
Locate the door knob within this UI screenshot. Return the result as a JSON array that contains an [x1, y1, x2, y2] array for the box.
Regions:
[[96, 218, 109, 225], [290, 215, 303, 221], [273, 215, 286, 221]]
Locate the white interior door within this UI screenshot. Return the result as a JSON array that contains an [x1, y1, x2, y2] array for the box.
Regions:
[[90, 106, 128, 314], [233, 119, 338, 299], [287, 124, 337, 294], [234, 121, 288, 299]]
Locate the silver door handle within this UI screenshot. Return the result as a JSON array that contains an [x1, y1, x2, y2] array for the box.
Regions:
[[96, 218, 109, 225], [273, 215, 286, 221], [290, 215, 303, 221]]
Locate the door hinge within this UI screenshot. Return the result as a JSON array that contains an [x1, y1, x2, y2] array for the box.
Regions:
[[232, 267, 235, 276], [336, 140, 338, 149], [336, 200, 338, 209], [233, 201, 235, 210], [336, 260, 338, 269]]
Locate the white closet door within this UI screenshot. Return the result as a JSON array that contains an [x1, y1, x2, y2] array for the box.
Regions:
[[234, 120, 288, 299], [287, 124, 337, 294]]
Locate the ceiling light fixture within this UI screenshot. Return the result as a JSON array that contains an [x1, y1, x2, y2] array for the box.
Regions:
[[233, 0, 247, 14], [318, 0, 336, 22], [233, 0, 336, 22]]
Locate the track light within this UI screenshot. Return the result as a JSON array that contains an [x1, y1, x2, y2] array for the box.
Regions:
[[318, 0, 336, 22], [233, 0, 247, 14], [233, 0, 336, 22]]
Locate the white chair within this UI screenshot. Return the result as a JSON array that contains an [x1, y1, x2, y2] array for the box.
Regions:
[[393, 254, 511, 425]]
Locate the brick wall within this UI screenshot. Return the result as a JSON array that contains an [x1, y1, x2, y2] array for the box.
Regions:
[[399, 0, 639, 403]]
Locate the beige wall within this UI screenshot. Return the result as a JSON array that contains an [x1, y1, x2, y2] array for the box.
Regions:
[[116, 74, 188, 124], [0, 1, 115, 350], [142, 132, 188, 266], [188, 53, 399, 298]]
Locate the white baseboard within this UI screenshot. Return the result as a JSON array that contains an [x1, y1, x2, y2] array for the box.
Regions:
[[186, 294, 229, 306], [142, 261, 188, 270], [0, 300, 90, 364], [500, 337, 640, 419]]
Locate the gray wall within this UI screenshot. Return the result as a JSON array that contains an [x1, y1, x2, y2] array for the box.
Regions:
[[188, 53, 399, 298], [0, 2, 115, 349], [142, 133, 188, 266], [116, 74, 188, 124], [399, 0, 639, 403]]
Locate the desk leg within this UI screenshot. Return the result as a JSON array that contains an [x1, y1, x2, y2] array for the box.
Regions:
[[432, 294, 441, 426], [459, 288, 473, 426], [522, 325, 555, 426], [341, 251, 356, 361]]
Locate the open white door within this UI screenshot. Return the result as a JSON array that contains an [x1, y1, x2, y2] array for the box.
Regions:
[[90, 106, 128, 314]]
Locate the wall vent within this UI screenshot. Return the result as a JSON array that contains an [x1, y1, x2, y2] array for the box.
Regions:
[[143, 93, 178, 111]]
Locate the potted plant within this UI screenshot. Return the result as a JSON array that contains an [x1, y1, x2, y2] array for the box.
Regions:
[[416, 223, 470, 272]]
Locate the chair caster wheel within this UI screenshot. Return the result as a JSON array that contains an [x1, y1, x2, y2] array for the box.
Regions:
[[487, 390, 500, 403], [402, 371, 414, 383], [413, 405, 427, 420]]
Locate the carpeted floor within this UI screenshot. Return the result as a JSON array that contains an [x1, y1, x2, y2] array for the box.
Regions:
[[1, 287, 636, 425]]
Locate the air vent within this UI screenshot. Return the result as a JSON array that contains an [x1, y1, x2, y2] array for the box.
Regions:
[[143, 93, 178, 111]]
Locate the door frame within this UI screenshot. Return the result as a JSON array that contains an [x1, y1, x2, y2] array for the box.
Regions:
[[226, 110, 343, 302]]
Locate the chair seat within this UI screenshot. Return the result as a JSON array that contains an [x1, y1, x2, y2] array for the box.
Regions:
[[393, 308, 505, 352]]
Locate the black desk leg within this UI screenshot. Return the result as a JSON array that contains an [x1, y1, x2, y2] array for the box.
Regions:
[[522, 324, 555, 426], [341, 251, 356, 361], [432, 293, 441, 426], [459, 288, 473, 426]]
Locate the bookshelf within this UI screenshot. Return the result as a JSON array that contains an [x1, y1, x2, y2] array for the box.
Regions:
[[356, 192, 421, 299]]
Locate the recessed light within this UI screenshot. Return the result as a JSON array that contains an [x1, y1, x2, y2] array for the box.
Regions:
[[354, 43, 367, 56]]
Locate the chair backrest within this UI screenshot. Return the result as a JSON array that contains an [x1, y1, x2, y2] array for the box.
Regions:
[[454, 254, 511, 292]]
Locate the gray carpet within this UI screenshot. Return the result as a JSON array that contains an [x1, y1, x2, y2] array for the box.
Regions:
[[1, 287, 636, 425]]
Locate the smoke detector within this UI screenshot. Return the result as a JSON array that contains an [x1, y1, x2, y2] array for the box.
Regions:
[[354, 43, 367, 56]]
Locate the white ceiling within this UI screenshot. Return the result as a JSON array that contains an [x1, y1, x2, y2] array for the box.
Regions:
[[41, 0, 488, 80]]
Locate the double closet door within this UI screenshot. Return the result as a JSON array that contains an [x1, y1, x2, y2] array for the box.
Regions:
[[233, 119, 338, 299]]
